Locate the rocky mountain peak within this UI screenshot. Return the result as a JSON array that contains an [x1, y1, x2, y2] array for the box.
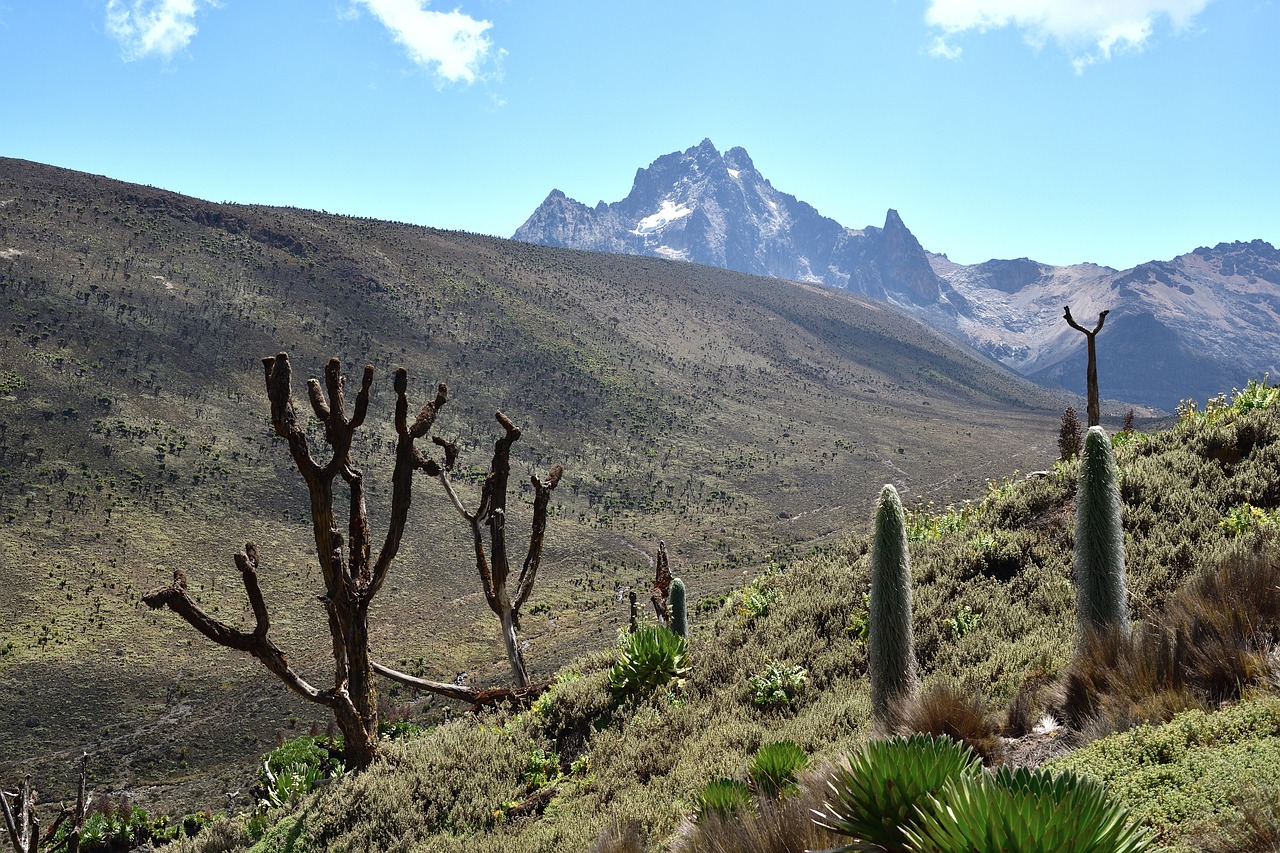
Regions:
[[513, 141, 943, 303]]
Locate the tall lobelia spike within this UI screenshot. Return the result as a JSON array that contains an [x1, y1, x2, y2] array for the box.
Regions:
[[870, 484, 917, 731], [670, 577, 688, 639], [1074, 425, 1129, 638]]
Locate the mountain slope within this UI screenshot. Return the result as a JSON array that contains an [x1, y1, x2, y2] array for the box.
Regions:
[[0, 156, 1066, 809], [925, 242, 1280, 410], [514, 140, 1280, 410]]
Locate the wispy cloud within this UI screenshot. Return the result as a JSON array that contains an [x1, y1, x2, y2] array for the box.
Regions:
[[105, 0, 214, 61], [926, 0, 1212, 70], [351, 0, 499, 85]]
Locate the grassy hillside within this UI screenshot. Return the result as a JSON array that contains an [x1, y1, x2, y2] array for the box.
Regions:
[[154, 380, 1280, 853], [0, 158, 1069, 809]]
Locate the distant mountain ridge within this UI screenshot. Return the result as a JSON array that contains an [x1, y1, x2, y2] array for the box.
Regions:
[[514, 138, 943, 303], [514, 140, 1280, 410]]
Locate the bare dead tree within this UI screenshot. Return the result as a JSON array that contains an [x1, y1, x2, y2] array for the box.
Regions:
[[1, 773, 38, 853], [1063, 306, 1109, 427], [145, 354, 452, 770], [649, 540, 672, 627], [416, 412, 563, 689], [2, 753, 90, 853]]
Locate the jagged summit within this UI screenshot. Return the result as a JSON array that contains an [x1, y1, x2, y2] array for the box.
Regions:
[[513, 140, 944, 304]]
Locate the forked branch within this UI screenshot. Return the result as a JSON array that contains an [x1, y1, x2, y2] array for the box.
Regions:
[[144, 554, 334, 707], [1063, 306, 1110, 428], [427, 411, 563, 688]]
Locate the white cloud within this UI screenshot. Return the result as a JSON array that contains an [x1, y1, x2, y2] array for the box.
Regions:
[[925, 0, 1211, 68], [105, 0, 213, 61], [928, 35, 963, 60], [351, 0, 498, 84]]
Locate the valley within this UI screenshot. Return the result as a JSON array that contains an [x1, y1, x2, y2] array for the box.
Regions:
[[0, 157, 1068, 810]]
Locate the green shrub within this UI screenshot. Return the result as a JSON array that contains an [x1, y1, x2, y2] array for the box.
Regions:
[[814, 734, 978, 851], [748, 661, 808, 708], [1051, 694, 1280, 845], [608, 625, 690, 695], [945, 605, 982, 638], [747, 741, 809, 798], [256, 735, 345, 810], [738, 575, 779, 617], [696, 778, 755, 816]]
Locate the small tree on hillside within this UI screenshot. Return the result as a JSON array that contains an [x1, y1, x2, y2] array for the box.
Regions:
[[1058, 406, 1083, 462], [1063, 306, 1110, 427], [144, 354, 542, 770]]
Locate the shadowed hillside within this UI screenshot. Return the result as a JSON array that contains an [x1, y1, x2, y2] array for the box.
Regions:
[[0, 157, 1069, 809]]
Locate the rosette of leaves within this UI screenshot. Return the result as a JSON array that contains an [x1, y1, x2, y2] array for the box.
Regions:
[[813, 734, 979, 852], [608, 625, 690, 695], [696, 778, 755, 816], [749, 660, 808, 708], [905, 766, 1153, 853], [748, 740, 810, 798]]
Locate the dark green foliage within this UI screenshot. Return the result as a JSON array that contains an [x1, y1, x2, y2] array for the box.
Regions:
[[747, 741, 809, 798], [671, 577, 689, 639], [608, 625, 691, 695], [696, 778, 755, 816], [906, 766, 1154, 853], [870, 484, 917, 731], [1075, 425, 1129, 638], [53, 801, 219, 852], [896, 681, 1005, 766], [814, 733, 979, 851]]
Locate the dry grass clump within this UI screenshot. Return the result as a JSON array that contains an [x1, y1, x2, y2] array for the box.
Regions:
[[1049, 547, 1280, 741], [669, 767, 842, 853], [896, 681, 1005, 765], [1199, 782, 1280, 853], [589, 821, 646, 853]]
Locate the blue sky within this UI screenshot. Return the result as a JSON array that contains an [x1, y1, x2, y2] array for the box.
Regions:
[[1, 1, 1275, 270]]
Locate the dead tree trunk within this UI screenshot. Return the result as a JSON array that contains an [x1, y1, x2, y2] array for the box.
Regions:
[[1, 773, 36, 853], [1063, 306, 1109, 427], [2, 753, 89, 853], [430, 413, 563, 688], [145, 354, 447, 770]]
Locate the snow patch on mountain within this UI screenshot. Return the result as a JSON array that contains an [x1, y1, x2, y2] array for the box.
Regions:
[[632, 199, 693, 235]]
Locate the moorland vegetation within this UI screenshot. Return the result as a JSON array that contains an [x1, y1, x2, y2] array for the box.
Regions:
[[7, 378, 1270, 853], [5, 160, 1280, 852], [0, 158, 1067, 803]]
